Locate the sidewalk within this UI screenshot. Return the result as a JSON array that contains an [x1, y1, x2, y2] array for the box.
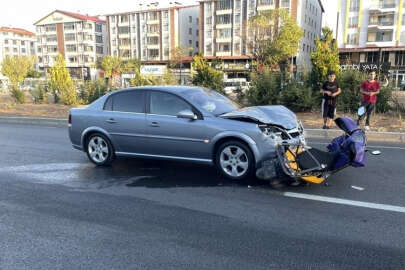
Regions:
[[1, 115, 404, 143]]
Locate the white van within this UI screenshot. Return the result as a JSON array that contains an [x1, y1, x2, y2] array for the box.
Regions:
[[223, 78, 250, 94]]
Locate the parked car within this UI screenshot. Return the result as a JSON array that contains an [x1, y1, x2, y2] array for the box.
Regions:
[[69, 86, 306, 181]]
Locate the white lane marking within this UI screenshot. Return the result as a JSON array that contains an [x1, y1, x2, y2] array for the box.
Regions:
[[283, 192, 405, 214], [309, 142, 405, 150]]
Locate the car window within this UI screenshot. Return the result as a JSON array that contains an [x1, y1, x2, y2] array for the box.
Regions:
[[113, 90, 145, 113], [104, 96, 113, 111], [150, 91, 192, 116]]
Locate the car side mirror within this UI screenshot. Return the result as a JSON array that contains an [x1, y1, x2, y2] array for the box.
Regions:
[[358, 106, 366, 117], [177, 110, 197, 120]]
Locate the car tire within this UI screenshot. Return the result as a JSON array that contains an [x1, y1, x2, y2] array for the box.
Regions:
[[215, 140, 255, 181], [86, 133, 115, 166]]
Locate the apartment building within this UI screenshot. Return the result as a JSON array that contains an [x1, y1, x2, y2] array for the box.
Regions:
[[34, 10, 106, 79], [198, 0, 324, 76], [337, 0, 405, 86], [0, 27, 36, 60], [0, 27, 36, 83], [105, 5, 199, 62]]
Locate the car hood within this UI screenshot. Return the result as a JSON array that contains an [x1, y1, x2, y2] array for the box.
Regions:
[[220, 105, 298, 129]]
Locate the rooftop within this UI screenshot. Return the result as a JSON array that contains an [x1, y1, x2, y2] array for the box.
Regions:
[[0, 27, 35, 36]]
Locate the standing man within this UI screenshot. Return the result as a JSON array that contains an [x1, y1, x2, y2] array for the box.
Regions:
[[321, 71, 342, 129], [357, 70, 380, 131]]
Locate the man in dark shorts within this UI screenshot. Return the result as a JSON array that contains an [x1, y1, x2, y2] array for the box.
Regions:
[[357, 70, 380, 131], [320, 71, 341, 129]]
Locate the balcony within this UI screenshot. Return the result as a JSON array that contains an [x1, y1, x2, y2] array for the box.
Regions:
[[216, 23, 232, 29], [147, 19, 159, 25], [369, 2, 396, 14], [216, 51, 231, 57], [257, 0, 274, 11], [367, 30, 394, 46], [147, 44, 159, 49]]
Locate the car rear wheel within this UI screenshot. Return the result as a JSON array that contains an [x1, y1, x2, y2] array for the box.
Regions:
[[216, 140, 254, 181], [86, 133, 114, 166]]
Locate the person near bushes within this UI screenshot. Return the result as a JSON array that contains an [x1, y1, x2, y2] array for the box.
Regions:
[[357, 70, 380, 131], [320, 71, 341, 129]]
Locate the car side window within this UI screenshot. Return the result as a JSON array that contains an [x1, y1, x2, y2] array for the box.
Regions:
[[113, 90, 145, 113], [104, 96, 113, 111], [150, 91, 192, 116]]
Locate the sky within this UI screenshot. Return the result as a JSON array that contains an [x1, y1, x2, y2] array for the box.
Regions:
[[0, 0, 199, 32]]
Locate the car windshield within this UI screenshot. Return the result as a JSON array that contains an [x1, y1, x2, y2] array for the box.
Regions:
[[180, 88, 241, 116]]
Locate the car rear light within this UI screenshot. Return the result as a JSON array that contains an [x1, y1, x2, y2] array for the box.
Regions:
[[68, 114, 72, 125]]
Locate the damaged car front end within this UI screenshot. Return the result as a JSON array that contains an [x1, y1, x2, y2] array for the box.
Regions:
[[219, 105, 307, 181]]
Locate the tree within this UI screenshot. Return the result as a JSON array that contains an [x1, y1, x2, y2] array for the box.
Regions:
[[170, 46, 193, 84], [1, 56, 35, 103], [248, 9, 303, 71], [99, 56, 123, 81], [191, 55, 224, 92], [49, 54, 77, 105], [310, 27, 340, 90]]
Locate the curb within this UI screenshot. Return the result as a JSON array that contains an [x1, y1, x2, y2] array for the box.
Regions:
[[305, 129, 405, 143], [0, 116, 404, 143], [0, 116, 67, 127]]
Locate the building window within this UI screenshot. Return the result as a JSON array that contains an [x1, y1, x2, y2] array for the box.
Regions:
[[196, 18, 199, 25], [206, 16, 212, 25], [366, 51, 379, 63], [216, 14, 232, 24], [13, 48, 18, 53], [189, 28, 192, 35], [217, 28, 231, 38], [21, 48, 26, 54], [196, 41, 199, 48], [189, 40, 192, 45], [395, 51, 405, 66], [132, 26, 136, 33], [112, 27, 116, 34], [111, 16, 115, 23], [66, 45, 77, 52], [84, 45, 93, 52], [45, 24, 56, 32], [348, 16, 358, 28], [84, 23, 93, 30], [350, 0, 359, 11], [21, 40, 25, 46], [64, 22, 75, 31], [46, 35, 57, 42], [163, 11, 168, 19], [120, 15, 129, 23], [68, 56, 77, 63], [46, 45, 57, 53], [119, 26, 130, 34], [148, 49, 159, 58], [196, 29, 199, 36], [217, 43, 230, 52], [95, 24, 102, 33], [217, 0, 232, 10], [96, 46, 103, 54], [65, 33, 76, 41], [347, 33, 357, 45], [189, 16, 192, 23], [96, 35, 103, 43], [13, 40, 17, 45]]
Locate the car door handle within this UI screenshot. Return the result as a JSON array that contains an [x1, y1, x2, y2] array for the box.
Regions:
[[106, 118, 117, 124], [149, 121, 159, 127]]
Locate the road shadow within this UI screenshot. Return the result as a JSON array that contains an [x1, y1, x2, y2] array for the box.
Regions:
[[88, 158, 268, 189]]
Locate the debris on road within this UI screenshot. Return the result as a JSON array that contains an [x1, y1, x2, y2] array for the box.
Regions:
[[351, 185, 365, 191]]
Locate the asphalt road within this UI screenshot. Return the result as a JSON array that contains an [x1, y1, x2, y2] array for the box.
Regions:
[[0, 123, 404, 270]]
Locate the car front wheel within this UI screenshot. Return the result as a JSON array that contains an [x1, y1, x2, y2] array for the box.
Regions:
[[86, 133, 114, 166], [216, 140, 254, 181]]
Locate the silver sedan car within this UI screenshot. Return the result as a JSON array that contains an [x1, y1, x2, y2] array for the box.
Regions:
[[69, 86, 306, 181]]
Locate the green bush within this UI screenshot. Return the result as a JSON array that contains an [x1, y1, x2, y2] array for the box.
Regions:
[[79, 79, 109, 104], [10, 86, 25, 104], [279, 82, 316, 112], [375, 85, 392, 113], [336, 70, 366, 113], [247, 71, 282, 106], [32, 86, 47, 104]]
